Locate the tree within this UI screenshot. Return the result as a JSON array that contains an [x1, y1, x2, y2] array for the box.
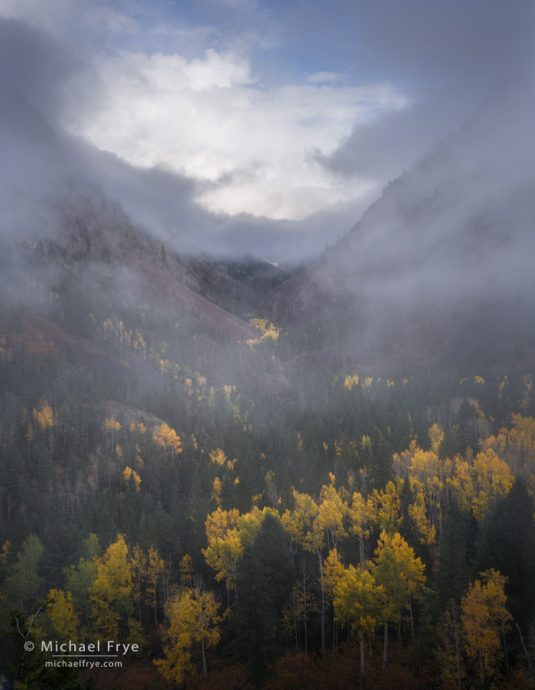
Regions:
[[312, 481, 349, 655], [155, 587, 221, 685], [203, 508, 243, 597], [33, 401, 54, 430], [436, 599, 465, 690], [47, 589, 79, 641], [153, 422, 183, 455], [434, 496, 472, 611], [65, 556, 98, 628], [372, 530, 426, 667], [369, 481, 402, 534], [349, 491, 371, 567], [145, 546, 165, 625], [477, 481, 535, 630], [329, 550, 385, 677], [230, 515, 294, 682], [281, 491, 320, 653], [203, 507, 273, 603], [89, 535, 133, 639], [470, 450, 513, 522], [4, 534, 44, 613], [461, 569, 511, 686]]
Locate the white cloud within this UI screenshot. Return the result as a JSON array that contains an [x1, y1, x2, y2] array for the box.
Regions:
[[65, 49, 407, 219], [0, 0, 407, 221]]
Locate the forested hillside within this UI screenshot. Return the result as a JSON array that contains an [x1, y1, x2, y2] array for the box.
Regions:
[[2, 180, 535, 689]]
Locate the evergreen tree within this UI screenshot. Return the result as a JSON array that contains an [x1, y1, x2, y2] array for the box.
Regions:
[[477, 480, 535, 629], [229, 515, 294, 683]]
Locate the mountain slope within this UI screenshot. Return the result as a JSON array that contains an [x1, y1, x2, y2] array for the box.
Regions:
[[269, 106, 535, 374]]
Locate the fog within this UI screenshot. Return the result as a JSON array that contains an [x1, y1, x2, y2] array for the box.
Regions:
[[1, 1, 535, 347]]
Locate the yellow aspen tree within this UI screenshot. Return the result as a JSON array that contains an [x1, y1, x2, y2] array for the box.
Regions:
[[482, 414, 535, 488], [448, 457, 474, 512], [202, 508, 243, 598], [33, 402, 54, 430], [47, 589, 79, 641], [312, 482, 349, 655], [470, 450, 514, 522], [122, 466, 141, 490], [155, 587, 221, 684], [408, 481, 437, 546], [369, 481, 402, 534], [323, 548, 345, 597], [429, 423, 445, 454], [349, 491, 372, 567], [153, 422, 183, 455], [332, 563, 385, 677], [203, 506, 273, 601], [209, 448, 227, 466], [461, 569, 511, 686], [372, 531, 426, 667], [281, 490, 320, 654], [90, 534, 133, 639], [393, 435, 445, 545]]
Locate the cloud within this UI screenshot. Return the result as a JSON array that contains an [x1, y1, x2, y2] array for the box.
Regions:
[[64, 49, 406, 220], [1, 0, 533, 263], [0, 17, 373, 261], [314, 0, 535, 180]]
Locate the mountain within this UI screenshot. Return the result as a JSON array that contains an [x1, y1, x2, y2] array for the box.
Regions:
[[269, 105, 535, 375], [3, 77, 535, 690]]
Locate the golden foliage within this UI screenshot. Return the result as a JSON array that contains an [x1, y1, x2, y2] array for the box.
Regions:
[[123, 466, 142, 490], [89, 535, 133, 639], [333, 564, 385, 636], [47, 589, 79, 641], [372, 531, 426, 622], [153, 422, 183, 454], [33, 402, 54, 430], [104, 417, 121, 432], [209, 448, 227, 466], [247, 318, 280, 347], [369, 481, 402, 534], [343, 373, 359, 390], [461, 570, 511, 683], [155, 588, 221, 685]]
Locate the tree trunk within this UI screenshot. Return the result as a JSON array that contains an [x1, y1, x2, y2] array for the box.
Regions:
[[409, 597, 414, 638], [383, 623, 388, 668], [292, 588, 298, 651], [332, 609, 337, 651], [515, 622, 532, 671], [359, 534, 366, 568], [201, 639, 207, 676], [453, 616, 461, 690], [359, 632, 366, 677], [318, 550, 326, 656], [303, 566, 308, 654], [502, 623, 509, 672]]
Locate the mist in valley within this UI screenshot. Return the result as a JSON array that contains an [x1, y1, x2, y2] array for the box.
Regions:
[[1, 3, 535, 689]]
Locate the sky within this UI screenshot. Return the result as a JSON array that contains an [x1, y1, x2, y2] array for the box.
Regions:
[[0, 0, 532, 259]]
